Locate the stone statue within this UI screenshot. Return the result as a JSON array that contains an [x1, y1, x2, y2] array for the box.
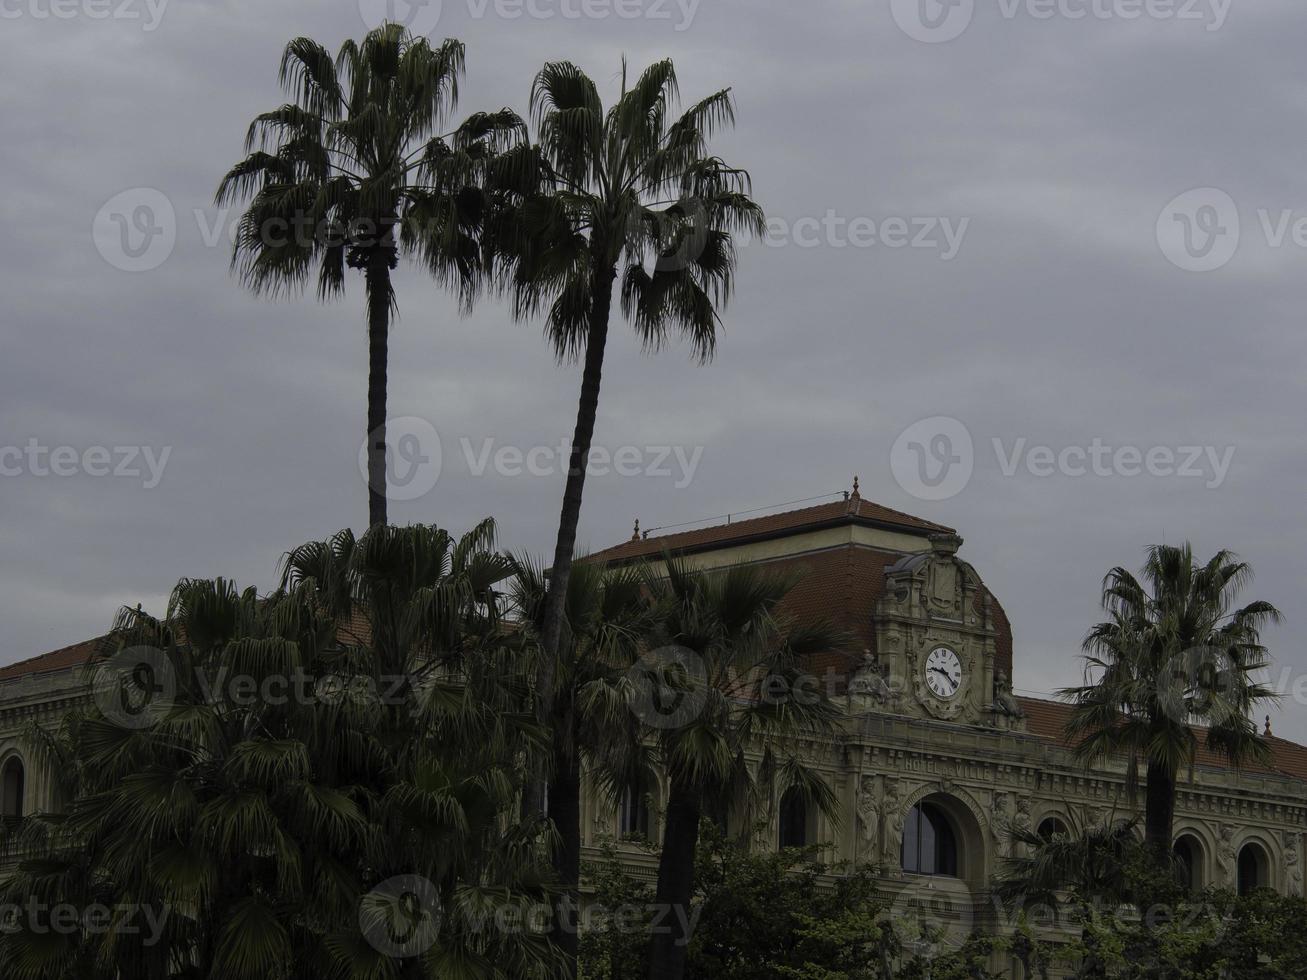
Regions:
[[991, 670, 1025, 719], [856, 775, 881, 862], [1286, 833, 1303, 898], [848, 652, 894, 711], [1011, 797, 1033, 858], [992, 791, 1014, 855], [883, 779, 905, 868], [1216, 824, 1236, 887]]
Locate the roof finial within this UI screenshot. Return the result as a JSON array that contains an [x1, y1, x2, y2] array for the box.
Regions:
[[852, 475, 860, 498], [1265, 714, 1273, 737], [631, 519, 641, 542]]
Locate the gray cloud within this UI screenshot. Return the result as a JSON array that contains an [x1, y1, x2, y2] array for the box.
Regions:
[[3, 0, 1305, 739]]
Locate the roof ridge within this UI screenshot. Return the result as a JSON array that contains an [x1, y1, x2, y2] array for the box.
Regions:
[[593, 495, 951, 564], [0, 634, 110, 675]]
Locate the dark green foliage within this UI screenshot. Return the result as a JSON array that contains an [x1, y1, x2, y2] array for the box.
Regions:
[[0, 523, 561, 980]]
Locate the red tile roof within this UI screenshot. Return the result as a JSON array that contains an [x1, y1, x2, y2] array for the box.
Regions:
[[0, 636, 112, 683], [590, 496, 953, 564], [1019, 696, 1306, 783], [589, 499, 1007, 682]]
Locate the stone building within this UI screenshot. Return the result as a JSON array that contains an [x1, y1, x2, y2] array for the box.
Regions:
[[575, 488, 1307, 934], [1, 488, 1305, 966]]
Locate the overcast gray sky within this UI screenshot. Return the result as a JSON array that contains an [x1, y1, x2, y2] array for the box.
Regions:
[[3, 0, 1305, 740]]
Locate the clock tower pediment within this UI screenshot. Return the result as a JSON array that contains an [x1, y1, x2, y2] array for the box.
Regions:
[[871, 533, 1004, 725]]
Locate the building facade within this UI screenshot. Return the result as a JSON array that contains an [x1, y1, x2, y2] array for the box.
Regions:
[[2, 490, 1305, 969], [574, 489, 1307, 947]]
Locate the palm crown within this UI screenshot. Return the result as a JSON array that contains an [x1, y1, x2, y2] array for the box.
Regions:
[[1062, 543, 1280, 852], [216, 25, 522, 527], [498, 58, 765, 358]]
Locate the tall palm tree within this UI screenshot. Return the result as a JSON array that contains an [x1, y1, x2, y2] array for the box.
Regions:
[[217, 25, 522, 528], [639, 559, 845, 980], [1062, 543, 1280, 857], [491, 59, 765, 731], [509, 557, 656, 969]]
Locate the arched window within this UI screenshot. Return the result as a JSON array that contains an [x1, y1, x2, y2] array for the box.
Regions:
[[1172, 835, 1203, 892], [618, 776, 651, 839], [902, 801, 959, 877], [1238, 842, 1269, 896], [778, 788, 809, 849], [1, 757, 25, 821], [1037, 817, 1069, 841]]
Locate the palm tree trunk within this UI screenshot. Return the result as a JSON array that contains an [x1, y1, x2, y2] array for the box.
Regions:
[[538, 261, 617, 699], [647, 779, 701, 980], [537, 254, 617, 980], [1143, 760, 1176, 857], [550, 704, 582, 969], [365, 251, 392, 529]]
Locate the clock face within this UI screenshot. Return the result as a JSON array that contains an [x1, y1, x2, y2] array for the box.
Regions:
[[924, 647, 963, 700]]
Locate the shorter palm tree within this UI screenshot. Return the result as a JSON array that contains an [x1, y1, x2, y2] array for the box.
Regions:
[[997, 822, 1148, 980], [637, 558, 847, 980], [1062, 544, 1279, 857], [997, 820, 1145, 911]]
